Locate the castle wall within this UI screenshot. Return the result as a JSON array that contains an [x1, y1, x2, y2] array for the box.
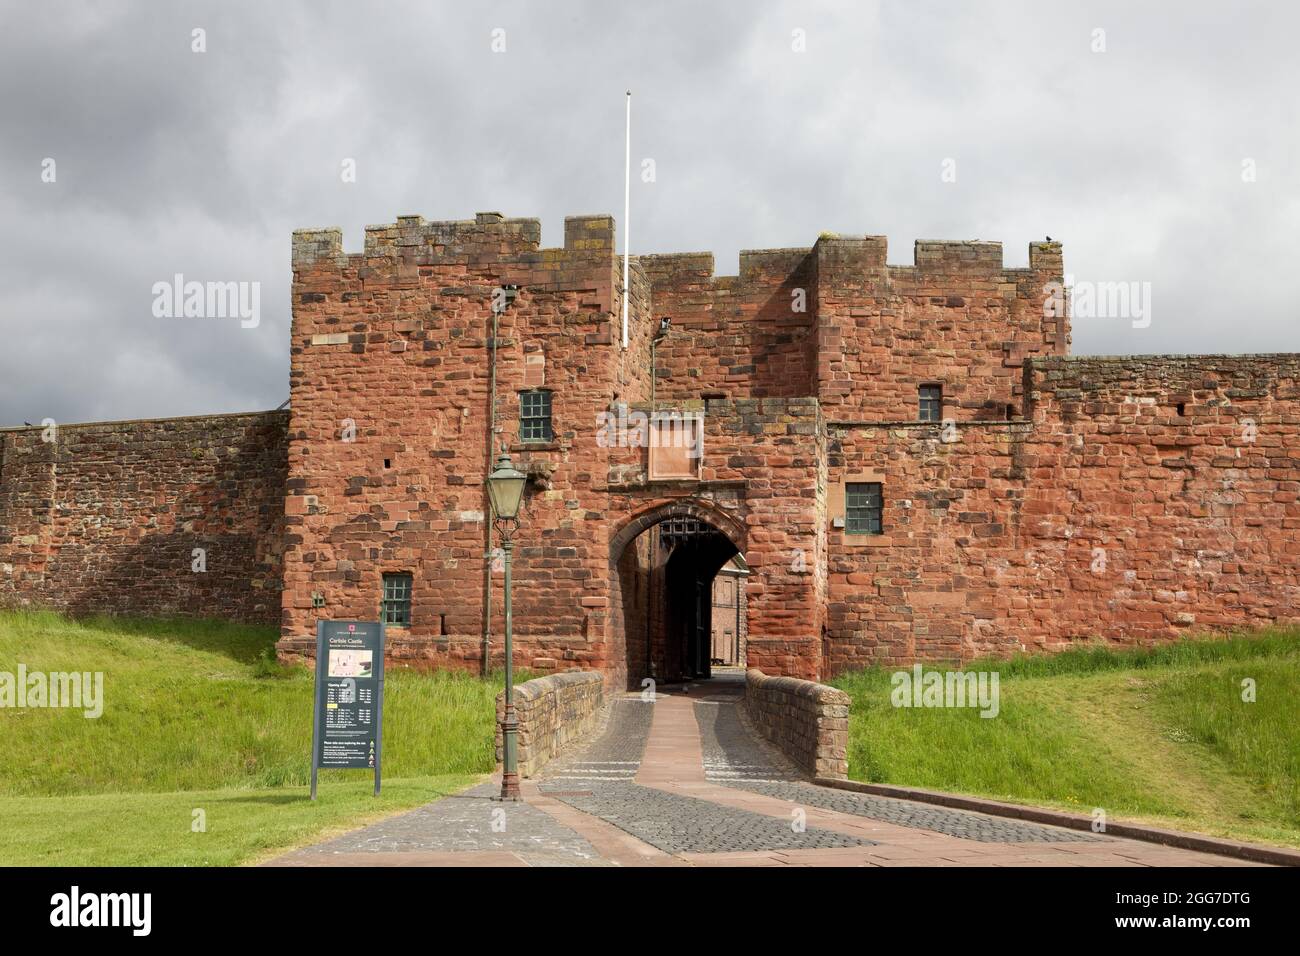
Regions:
[[823, 355, 1300, 671], [3, 209, 1295, 680], [1019, 354, 1300, 647], [0, 411, 287, 622], [826, 420, 1033, 669], [283, 213, 829, 683]]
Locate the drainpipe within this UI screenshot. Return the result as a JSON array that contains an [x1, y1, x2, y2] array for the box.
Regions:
[[482, 287, 514, 673], [650, 338, 658, 412], [481, 301, 498, 674]]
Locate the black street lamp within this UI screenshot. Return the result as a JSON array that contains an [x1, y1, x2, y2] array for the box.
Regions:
[[486, 450, 527, 801]]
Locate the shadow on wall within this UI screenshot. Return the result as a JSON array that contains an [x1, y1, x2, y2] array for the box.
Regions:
[[52, 530, 282, 626], [1, 413, 287, 627]]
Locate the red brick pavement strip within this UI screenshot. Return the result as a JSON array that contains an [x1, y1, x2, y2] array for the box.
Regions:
[[626, 691, 1266, 867], [271, 850, 531, 867], [816, 778, 1300, 867]]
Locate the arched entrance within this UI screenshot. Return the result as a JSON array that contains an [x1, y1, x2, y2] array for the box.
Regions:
[[608, 500, 745, 690]]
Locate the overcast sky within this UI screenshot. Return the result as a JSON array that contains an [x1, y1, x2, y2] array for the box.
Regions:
[[1, 0, 1296, 425]]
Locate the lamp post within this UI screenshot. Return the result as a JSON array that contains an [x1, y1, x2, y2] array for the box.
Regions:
[[486, 450, 527, 801]]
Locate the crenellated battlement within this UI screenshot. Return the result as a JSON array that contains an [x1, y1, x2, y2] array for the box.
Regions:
[[908, 238, 1062, 274], [913, 239, 1004, 271], [811, 235, 1064, 277], [293, 212, 1063, 284], [292, 212, 546, 268], [291, 212, 626, 271], [362, 212, 541, 259]]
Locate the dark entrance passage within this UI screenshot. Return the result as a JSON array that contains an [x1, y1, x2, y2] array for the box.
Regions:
[[659, 517, 738, 680], [612, 507, 743, 689]]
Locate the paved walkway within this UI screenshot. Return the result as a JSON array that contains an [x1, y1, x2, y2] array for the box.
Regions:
[[270, 677, 1264, 867]]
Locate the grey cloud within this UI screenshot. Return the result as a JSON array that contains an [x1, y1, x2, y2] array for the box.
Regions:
[[1, 0, 1296, 423]]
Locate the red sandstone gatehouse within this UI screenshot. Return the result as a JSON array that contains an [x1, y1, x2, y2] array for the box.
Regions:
[[2, 211, 1298, 687]]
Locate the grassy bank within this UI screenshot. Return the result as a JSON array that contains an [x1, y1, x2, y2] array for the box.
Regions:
[[2, 776, 478, 867], [0, 610, 506, 865], [830, 629, 1300, 848]]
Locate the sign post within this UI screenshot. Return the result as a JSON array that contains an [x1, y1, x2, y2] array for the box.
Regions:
[[310, 620, 385, 799]]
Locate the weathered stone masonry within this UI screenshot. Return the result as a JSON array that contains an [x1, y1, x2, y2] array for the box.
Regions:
[[1, 209, 1296, 683], [745, 668, 850, 779], [0, 412, 287, 622], [826, 355, 1300, 668]]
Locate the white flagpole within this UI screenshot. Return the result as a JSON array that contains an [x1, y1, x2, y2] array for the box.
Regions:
[[622, 90, 631, 349]]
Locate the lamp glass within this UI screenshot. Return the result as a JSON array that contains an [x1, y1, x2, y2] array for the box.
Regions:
[[487, 455, 527, 520]]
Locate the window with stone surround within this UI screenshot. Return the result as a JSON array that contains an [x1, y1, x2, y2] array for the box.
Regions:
[[519, 389, 553, 442], [919, 384, 943, 422], [381, 572, 413, 627], [845, 482, 883, 535]]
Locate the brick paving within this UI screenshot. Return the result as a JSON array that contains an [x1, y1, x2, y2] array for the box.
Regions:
[[537, 697, 653, 784], [694, 695, 800, 784], [543, 781, 874, 854], [268, 680, 1269, 868]]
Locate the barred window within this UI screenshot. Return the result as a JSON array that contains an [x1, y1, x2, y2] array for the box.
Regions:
[[519, 390, 553, 442], [382, 573, 412, 627], [919, 384, 943, 422], [845, 482, 883, 535]]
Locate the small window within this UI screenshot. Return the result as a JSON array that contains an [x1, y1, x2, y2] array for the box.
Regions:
[[382, 573, 412, 627], [519, 389, 553, 442], [919, 385, 943, 422], [845, 482, 883, 535]]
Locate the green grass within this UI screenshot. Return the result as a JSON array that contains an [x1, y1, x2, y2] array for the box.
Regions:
[[1, 776, 478, 867], [831, 629, 1300, 848], [0, 609, 513, 865]]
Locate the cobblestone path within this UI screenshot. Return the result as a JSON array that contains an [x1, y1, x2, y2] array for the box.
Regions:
[[541, 781, 873, 854], [272, 782, 610, 867], [270, 676, 1266, 868], [536, 697, 653, 784]]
